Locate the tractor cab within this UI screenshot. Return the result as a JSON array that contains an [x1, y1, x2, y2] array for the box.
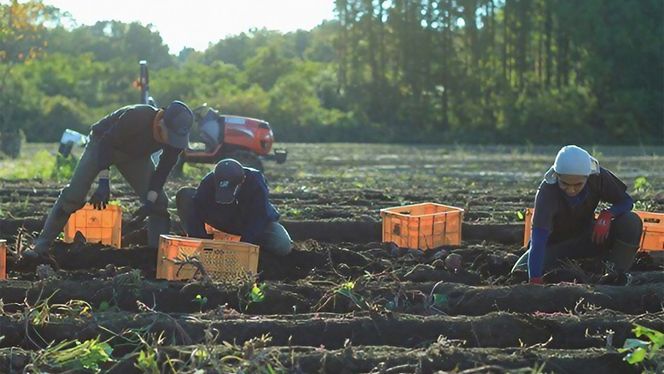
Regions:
[[181, 104, 287, 171], [136, 61, 287, 172]]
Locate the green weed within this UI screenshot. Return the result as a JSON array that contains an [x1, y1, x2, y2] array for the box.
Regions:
[[134, 347, 159, 374], [620, 324, 663, 368], [633, 176, 652, 193], [193, 294, 208, 313], [334, 280, 372, 310], [0, 150, 54, 179], [51, 153, 78, 181], [0, 150, 78, 181], [39, 337, 113, 373]]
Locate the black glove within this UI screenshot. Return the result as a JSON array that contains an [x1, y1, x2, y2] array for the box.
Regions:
[[89, 178, 110, 210]]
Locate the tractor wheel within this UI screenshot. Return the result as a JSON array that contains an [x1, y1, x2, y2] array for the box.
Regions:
[[227, 150, 264, 171]]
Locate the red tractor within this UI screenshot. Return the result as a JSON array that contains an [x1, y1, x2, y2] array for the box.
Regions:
[[139, 60, 287, 172]]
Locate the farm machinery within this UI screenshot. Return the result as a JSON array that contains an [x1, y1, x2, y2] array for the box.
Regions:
[[58, 61, 287, 172], [138, 61, 287, 172]]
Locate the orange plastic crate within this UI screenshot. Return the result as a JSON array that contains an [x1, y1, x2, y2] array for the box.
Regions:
[[523, 209, 663, 252], [64, 203, 122, 247], [204, 224, 241, 241], [380, 203, 464, 250], [523, 208, 534, 247], [0, 239, 6, 280], [637, 211, 664, 252], [156, 235, 259, 281]]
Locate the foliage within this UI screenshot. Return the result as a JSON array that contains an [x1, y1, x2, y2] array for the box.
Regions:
[[333, 280, 372, 310], [249, 283, 266, 304], [0, 149, 53, 179], [1, 0, 662, 144], [51, 153, 78, 181], [0, 0, 51, 155], [619, 324, 663, 369], [42, 337, 113, 373], [0, 149, 76, 180], [134, 347, 160, 374], [633, 176, 652, 194], [193, 294, 208, 313]]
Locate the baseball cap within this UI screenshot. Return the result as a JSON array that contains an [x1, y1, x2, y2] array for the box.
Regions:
[[163, 100, 193, 149], [214, 159, 246, 204]]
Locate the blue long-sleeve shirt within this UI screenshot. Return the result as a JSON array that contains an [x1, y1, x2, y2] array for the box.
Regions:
[[186, 169, 280, 244]]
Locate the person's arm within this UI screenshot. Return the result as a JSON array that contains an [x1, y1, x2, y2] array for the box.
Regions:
[[185, 208, 211, 239], [188, 175, 214, 239], [528, 227, 551, 281], [607, 192, 633, 217], [239, 177, 271, 244], [148, 145, 181, 193], [528, 185, 556, 283], [591, 169, 633, 244]]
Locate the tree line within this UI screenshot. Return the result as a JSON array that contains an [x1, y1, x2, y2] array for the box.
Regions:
[[0, 0, 661, 156]]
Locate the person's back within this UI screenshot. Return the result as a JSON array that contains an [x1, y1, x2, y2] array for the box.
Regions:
[[25, 101, 194, 259], [176, 159, 292, 256]]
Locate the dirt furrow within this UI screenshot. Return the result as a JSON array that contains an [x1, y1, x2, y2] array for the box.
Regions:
[[0, 311, 660, 351], [0, 344, 643, 374], [0, 278, 661, 315]]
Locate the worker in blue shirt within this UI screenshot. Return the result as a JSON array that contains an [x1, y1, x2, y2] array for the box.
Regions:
[[176, 158, 292, 256], [25, 101, 194, 258], [512, 145, 643, 284]]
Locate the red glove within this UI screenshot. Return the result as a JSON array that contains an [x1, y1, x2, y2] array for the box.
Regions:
[[592, 210, 613, 244], [530, 277, 543, 285]]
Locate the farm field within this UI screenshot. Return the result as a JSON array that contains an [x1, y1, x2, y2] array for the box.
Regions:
[[0, 143, 662, 373]]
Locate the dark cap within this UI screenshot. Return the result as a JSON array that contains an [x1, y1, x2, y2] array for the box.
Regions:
[[214, 159, 246, 204], [163, 101, 193, 149]]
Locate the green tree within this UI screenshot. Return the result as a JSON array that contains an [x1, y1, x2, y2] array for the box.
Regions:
[[0, 0, 50, 156]]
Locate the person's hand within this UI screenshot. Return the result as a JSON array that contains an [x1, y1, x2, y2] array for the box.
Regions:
[[89, 178, 110, 210], [132, 198, 168, 223], [529, 277, 543, 285], [592, 210, 613, 244]]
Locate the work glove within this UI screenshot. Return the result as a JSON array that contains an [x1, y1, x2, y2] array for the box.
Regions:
[[89, 178, 110, 210], [592, 210, 613, 245], [131, 191, 168, 223], [529, 277, 543, 285]]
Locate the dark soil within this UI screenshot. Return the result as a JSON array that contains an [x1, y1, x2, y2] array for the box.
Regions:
[[0, 144, 661, 372]]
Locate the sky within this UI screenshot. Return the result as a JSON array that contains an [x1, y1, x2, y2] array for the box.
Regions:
[[40, 0, 337, 53]]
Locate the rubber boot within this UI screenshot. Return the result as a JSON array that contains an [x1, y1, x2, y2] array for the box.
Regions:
[[598, 239, 639, 285], [24, 206, 71, 259], [607, 239, 639, 272]]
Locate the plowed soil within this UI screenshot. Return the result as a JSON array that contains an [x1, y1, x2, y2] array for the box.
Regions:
[[0, 143, 662, 373]]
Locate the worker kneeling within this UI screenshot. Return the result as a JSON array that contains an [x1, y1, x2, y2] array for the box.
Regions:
[[176, 159, 292, 256], [512, 145, 643, 285]]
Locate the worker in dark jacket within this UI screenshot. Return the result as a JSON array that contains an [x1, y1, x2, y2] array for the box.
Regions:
[[26, 101, 193, 257], [512, 145, 643, 284], [176, 158, 292, 256]]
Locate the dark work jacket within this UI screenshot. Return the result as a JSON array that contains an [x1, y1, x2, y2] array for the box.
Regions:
[[532, 167, 628, 244], [188, 169, 280, 244], [90, 104, 182, 192]]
